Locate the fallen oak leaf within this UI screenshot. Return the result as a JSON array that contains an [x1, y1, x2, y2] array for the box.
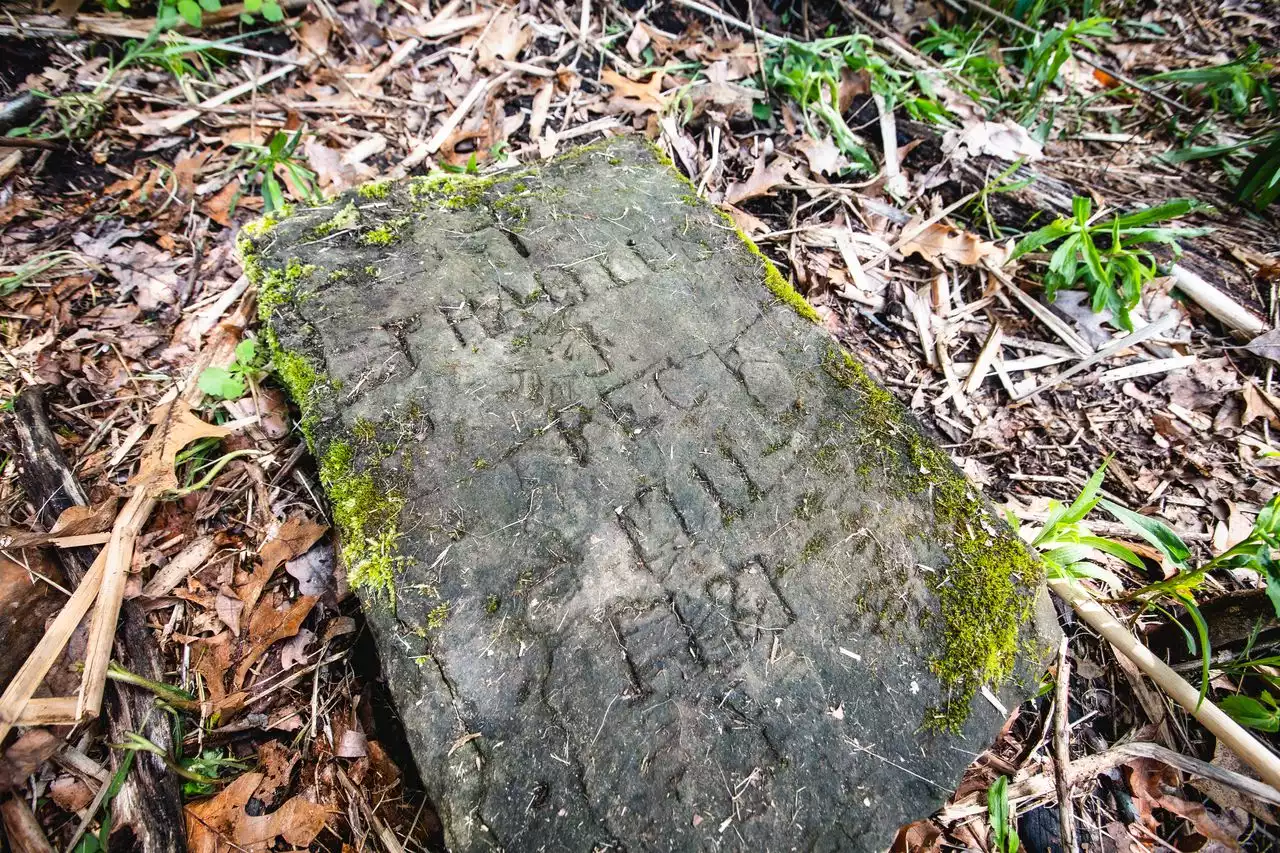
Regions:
[[127, 399, 230, 497], [724, 155, 792, 205], [600, 68, 668, 113], [1241, 383, 1280, 429], [185, 772, 328, 853], [795, 135, 845, 176], [900, 220, 1009, 268], [1124, 758, 1243, 847], [1244, 328, 1280, 366], [232, 594, 318, 690]]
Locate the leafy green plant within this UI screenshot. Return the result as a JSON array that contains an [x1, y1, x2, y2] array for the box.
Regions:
[[764, 34, 949, 173], [230, 129, 320, 212], [199, 339, 260, 400], [5, 33, 222, 139], [917, 22, 1005, 104], [988, 776, 1020, 853], [1144, 48, 1277, 118], [1009, 196, 1208, 330], [1220, 691, 1280, 732], [1236, 133, 1280, 210], [1015, 17, 1114, 121], [158, 0, 285, 29], [180, 748, 248, 796], [1022, 460, 1143, 592]]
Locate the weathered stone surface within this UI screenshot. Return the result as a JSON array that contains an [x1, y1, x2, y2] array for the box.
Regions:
[[245, 137, 1058, 851]]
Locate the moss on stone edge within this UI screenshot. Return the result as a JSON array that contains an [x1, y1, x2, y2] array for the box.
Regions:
[[319, 439, 411, 602], [409, 173, 496, 210], [357, 179, 391, 200], [312, 202, 360, 238], [360, 216, 411, 247], [257, 259, 317, 321], [823, 348, 1042, 732], [640, 138, 821, 325]]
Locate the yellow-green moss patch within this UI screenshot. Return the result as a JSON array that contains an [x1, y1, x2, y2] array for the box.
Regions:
[[360, 216, 411, 247], [312, 201, 360, 238], [320, 439, 410, 602], [256, 259, 316, 321], [823, 345, 1041, 731], [357, 179, 391, 200]]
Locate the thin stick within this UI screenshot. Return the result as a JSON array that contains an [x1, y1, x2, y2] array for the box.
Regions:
[[1050, 577, 1280, 790], [1015, 309, 1180, 399], [1052, 637, 1078, 853], [671, 0, 785, 44], [1170, 263, 1268, 337], [425, 71, 514, 154]]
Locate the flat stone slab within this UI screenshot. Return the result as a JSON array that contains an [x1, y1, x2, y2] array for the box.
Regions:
[[243, 137, 1058, 851]]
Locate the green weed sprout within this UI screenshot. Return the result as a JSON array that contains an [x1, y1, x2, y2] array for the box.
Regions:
[[1018, 17, 1114, 111], [198, 338, 261, 400], [231, 128, 321, 212], [987, 776, 1020, 853], [159, 0, 284, 29], [764, 34, 949, 173], [1144, 47, 1277, 118], [1010, 196, 1208, 330]]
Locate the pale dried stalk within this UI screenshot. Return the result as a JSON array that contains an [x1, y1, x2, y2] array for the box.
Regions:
[[0, 301, 250, 739], [76, 492, 156, 719], [0, 551, 105, 744], [1050, 578, 1280, 789], [1170, 264, 1268, 337], [1052, 638, 1078, 853]]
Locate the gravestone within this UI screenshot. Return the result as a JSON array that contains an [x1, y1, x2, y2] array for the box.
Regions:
[[241, 137, 1058, 851]]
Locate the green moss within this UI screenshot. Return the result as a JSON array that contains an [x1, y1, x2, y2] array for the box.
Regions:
[[257, 259, 316, 321], [353, 417, 377, 441], [312, 202, 360, 238], [485, 594, 501, 614], [409, 173, 496, 210], [329, 269, 351, 282], [800, 532, 830, 562], [320, 439, 410, 602], [360, 216, 410, 247], [821, 344, 1042, 731], [241, 204, 293, 239], [426, 601, 450, 629], [357, 180, 391, 200], [364, 265, 380, 277]]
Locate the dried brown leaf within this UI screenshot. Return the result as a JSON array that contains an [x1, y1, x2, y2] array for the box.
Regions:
[[0, 729, 60, 791], [185, 772, 328, 853], [600, 68, 667, 113], [1241, 383, 1280, 429], [724, 156, 791, 205], [900, 220, 1008, 268], [128, 400, 230, 497]]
